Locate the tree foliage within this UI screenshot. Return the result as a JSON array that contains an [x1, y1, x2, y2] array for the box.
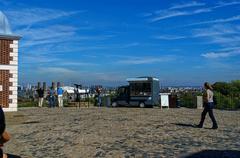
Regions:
[[213, 80, 240, 96], [212, 80, 240, 109]]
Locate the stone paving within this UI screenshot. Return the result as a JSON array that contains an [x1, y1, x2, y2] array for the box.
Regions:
[[3, 107, 240, 158]]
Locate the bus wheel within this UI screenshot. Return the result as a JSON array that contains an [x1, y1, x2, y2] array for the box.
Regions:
[[112, 102, 118, 107], [139, 102, 145, 108]]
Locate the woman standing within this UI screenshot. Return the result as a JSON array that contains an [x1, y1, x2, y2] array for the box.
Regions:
[[197, 82, 218, 129]]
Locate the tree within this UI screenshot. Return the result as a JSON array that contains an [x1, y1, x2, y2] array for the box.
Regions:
[[212, 82, 230, 95]]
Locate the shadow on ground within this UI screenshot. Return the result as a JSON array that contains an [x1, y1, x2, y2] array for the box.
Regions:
[[172, 123, 196, 128], [181, 150, 240, 158], [7, 154, 21, 158]]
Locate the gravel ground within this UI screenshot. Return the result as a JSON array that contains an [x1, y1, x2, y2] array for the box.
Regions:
[[2, 107, 240, 158]]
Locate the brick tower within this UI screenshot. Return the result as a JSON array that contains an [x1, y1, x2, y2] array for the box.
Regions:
[[0, 35, 20, 111]]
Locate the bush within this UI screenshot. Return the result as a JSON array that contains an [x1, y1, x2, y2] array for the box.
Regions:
[[179, 94, 195, 108], [213, 92, 239, 110]]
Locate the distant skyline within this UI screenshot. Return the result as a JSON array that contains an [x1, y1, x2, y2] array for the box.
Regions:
[[1, 0, 240, 86]]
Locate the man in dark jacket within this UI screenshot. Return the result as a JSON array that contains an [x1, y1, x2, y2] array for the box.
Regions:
[[36, 88, 44, 107], [0, 106, 7, 158]]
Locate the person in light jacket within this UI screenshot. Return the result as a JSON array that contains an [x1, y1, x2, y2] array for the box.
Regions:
[[57, 87, 64, 107]]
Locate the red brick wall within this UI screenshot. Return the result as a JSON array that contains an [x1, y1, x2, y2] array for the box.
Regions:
[[0, 39, 13, 65], [0, 70, 11, 108]]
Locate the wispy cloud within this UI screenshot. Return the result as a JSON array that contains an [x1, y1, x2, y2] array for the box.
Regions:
[[201, 50, 240, 59], [191, 24, 240, 48], [116, 55, 176, 65], [16, 24, 113, 48], [214, 1, 240, 9], [154, 35, 186, 40], [5, 8, 85, 26], [0, 0, 11, 5], [186, 15, 240, 26], [151, 9, 212, 22], [38, 67, 78, 76], [169, 1, 205, 10], [21, 54, 59, 64], [148, 1, 240, 23], [192, 24, 240, 37], [0, 11, 12, 34], [16, 25, 78, 41], [121, 42, 140, 48], [35, 67, 127, 85], [194, 24, 240, 59], [59, 61, 99, 66], [201, 52, 232, 58], [146, 1, 212, 22]]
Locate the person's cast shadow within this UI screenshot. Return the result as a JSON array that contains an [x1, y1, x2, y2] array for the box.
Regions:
[[181, 150, 240, 158]]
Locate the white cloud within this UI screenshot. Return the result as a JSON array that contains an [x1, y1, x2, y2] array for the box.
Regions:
[[148, 1, 240, 23], [192, 24, 240, 37], [191, 24, 240, 48], [201, 52, 231, 58], [34, 67, 127, 85], [5, 8, 85, 26], [121, 42, 140, 48], [59, 62, 99, 66], [18, 24, 113, 47], [21, 54, 59, 64], [16, 25, 78, 41], [0, 11, 12, 34], [116, 55, 176, 65], [148, 1, 211, 22], [214, 1, 240, 9], [150, 8, 212, 22], [169, 1, 205, 10], [210, 36, 240, 46], [0, 0, 10, 5], [154, 35, 186, 40], [201, 50, 240, 59], [38, 67, 77, 74], [186, 15, 240, 26], [151, 10, 188, 22]]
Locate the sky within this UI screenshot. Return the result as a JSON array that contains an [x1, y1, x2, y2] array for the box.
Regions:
[[0, 0, 240, 86]]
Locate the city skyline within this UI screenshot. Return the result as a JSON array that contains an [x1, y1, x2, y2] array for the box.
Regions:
[[1, 0, 240, 86]]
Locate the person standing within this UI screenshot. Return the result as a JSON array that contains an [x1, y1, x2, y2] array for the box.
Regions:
[[96, 87, 102, 107], [36, 87, 44, 107], [197, 82, 218, 129], [57, 86, 64, 107], [48, 87, 56, 108], [0, 106, 10, 158]]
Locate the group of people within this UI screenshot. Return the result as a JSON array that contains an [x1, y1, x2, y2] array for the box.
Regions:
[[36, 86, 64, 108]]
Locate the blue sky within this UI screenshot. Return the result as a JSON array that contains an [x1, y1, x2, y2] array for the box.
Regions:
[[1, 0, 240, 86]]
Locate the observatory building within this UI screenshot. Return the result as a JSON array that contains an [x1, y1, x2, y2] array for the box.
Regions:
[[0, 11, 21, 111]]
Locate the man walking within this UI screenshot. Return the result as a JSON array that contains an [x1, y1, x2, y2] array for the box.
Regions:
[[36, 87, 44, 107]]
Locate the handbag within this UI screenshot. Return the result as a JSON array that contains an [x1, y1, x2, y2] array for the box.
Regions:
[[0, 131, 11, 145]]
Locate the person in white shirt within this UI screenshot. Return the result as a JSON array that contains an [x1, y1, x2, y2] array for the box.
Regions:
[[197, 82, 218, 129]]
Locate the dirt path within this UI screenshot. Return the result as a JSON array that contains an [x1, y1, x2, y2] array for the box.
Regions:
[[3, 107, 240, 158]]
